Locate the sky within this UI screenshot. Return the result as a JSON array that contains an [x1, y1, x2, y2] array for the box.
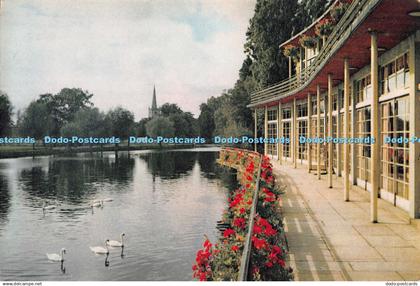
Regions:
[[0, 0, 256, 121]]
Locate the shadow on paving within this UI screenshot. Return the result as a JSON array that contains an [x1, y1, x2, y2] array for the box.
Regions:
[[276, 169, 348, 281]]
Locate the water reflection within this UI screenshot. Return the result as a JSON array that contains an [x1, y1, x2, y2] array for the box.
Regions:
[[139, 151, 196, 179], [0, 173, 10, 224], [18, 153, 135, 206], [0, 149, 231, 280]]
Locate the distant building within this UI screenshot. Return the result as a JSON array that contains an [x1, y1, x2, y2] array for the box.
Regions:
[[148, 85, 160, 118]]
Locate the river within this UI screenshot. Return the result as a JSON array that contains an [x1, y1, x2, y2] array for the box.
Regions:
[[0, 148, 232, 281]]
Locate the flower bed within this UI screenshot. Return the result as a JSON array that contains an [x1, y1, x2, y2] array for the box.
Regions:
[[192, 148, 293, 281]]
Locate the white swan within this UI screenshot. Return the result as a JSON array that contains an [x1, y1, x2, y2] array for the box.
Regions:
[[90, 240, 109, 254], [107, 233, 125, 247], [90, 200, 103, 208], [43, 202, 56, 211], [46, 248, 66, 262], [94, 198, 113, 203]]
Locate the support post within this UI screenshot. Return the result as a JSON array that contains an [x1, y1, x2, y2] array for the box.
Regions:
[[308, 93, 312, 172], [336, 90, 342, 177], [288, 57, 292, 79], [317, 85, 321, 180], [370, 32, 379, 223], [408, 36, 420, 218], [328, 74, 333, 188], [264, 106, 268, 156], [344, 58, 350, 201], [278, 102, 282, 163], [254, 109, 258, 152], [293, 98, 297, 168], [350, 79, 357, 185]]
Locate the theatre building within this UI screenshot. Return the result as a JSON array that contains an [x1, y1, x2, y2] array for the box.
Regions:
[[248, 0, 420, 220]]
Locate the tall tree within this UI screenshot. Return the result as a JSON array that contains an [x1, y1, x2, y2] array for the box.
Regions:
[[105, 107, 135, 140], [0, 92, 13, 136], [244, 0, 300, 88], [37, 88, 94, 135], [19, 101, 51, 139], [146, 116, 175, 138]]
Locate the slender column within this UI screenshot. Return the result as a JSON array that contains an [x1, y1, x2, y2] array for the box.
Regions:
[[288, 57, 292, 79], [264, 106, 268, 156], [344, 58, 350, 201], [336, 90, 342, 177], [408, 36, 420, 218], [307, 93, 312, 172], [254, 109, 258, 152], [278, 102, 282, 163], [370, 32, 379, 223], [293, 98, 297, 168], [328, 74, 333, 188], [350, 80, 357, 185], [317, 85, 321, 180]]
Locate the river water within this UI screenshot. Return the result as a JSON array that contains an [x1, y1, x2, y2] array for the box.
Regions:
[[0, 148, 232, 281]]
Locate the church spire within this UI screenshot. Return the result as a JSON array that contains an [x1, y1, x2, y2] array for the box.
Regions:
[[149, 84, 159, 118], [152, 85, 157, 109]]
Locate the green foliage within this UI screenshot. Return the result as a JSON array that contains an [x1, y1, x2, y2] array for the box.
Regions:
[[36, 88, 94, 135], [60, 108, 107, 137], [0, 92, 13, 136], [18, 101, 51, 139], [145, 116, 175, 138], [105, 107, 135, 139]]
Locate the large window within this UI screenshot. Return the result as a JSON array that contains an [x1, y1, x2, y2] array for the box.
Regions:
[[355, 74, 372, 104], [282, 108, 291, 119], [380, 53, 409, 95], [282, 121, 291, 158], [267, 122, 278, 156], [297, 102, 308, 118], [339, 111, 352, 173], [380, 96, 410, 200], [298, 120, 307, 160], [268, 108, 278, 121], [356, 107, 371, 184]]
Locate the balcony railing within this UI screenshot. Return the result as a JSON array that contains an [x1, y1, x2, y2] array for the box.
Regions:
[[249, 0, 380, 107]]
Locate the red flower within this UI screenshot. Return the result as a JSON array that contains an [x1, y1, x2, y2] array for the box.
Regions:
[[239, 208, 246, 214], [253, 225, 262, 234], [233, 217, 246, 229], [231, 245, 239, 252], [223, 228, 235, 238]]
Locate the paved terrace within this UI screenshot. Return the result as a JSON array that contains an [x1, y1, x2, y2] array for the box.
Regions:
[[273, 162, 420, 281]]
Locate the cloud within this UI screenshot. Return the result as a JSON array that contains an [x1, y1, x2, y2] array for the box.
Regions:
[[0, 0, 255, 120]]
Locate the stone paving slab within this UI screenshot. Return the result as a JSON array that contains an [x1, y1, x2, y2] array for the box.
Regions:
[[274, 161, 420, 281]]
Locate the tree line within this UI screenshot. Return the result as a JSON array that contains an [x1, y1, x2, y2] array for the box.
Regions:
[[0, 0, 331, 143]]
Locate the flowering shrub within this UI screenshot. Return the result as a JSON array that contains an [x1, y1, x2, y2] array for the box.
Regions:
[[330, 1, 350, 23], [282, 44, 299, 59], [193, 148, 293, 281], [315, 18, 334, 37], [299, 34, 317, 49]]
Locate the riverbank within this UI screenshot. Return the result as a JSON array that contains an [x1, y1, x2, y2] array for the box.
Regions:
[[0, 143, 217, 159]]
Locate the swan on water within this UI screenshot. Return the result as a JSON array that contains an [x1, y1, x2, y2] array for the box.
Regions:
[[94, 198, 113, 203], [43, 202, 56, 211], [90, 240, 110, 254], [90, 200, 103, 208], [106, 233, 125, 247], [46, 248, 66, 262]]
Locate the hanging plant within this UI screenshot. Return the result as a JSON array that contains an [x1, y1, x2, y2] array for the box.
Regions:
[[282, 44, 299, 58], [330, 1, 350, 23], [315, 18, 335, 37], [299, 35, 317, 49]]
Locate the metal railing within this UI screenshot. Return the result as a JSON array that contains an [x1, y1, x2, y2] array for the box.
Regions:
[[238, 155, 262, 281], [249, 0, 380, 107], [217, 147, 263, 280]]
